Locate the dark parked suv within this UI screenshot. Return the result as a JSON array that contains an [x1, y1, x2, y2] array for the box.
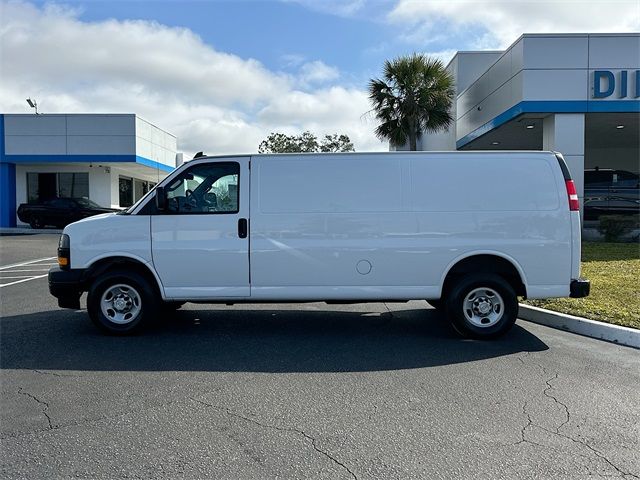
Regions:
[[583, 169, 640, 220], [17, 198, 118, 229]]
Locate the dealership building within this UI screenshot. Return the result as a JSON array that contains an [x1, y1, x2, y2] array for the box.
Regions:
[[417, 33, 639, 209], [0, 114, 178, 227]]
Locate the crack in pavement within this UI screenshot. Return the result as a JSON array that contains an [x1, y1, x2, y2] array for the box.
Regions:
[[543, 373, 571, 434], [512, 362, 639, 479], [514, 401, 546, 449], [537, 423, 640, 479], [1, 396, 189, 441], [17, 388, 55, 430], [33, 369, 83, 378], [190, 397, 357, 480], [367, 404, 378, 422]]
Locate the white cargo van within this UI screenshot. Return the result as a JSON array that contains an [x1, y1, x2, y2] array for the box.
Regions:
[[49, 151, 589, 338]]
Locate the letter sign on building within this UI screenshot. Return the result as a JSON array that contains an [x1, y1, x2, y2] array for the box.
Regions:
[[593, 70, 640, 98]]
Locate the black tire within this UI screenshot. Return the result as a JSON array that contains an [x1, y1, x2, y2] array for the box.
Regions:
[[87, 270, 159, 335], [29, 217, 44, 229], [445, 273, 518, 339]]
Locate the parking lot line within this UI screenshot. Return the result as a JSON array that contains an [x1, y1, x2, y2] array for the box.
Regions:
[[0, 257, 56, 288], [0, 274, 49, 288], [1, 268, 55, 272], [0, 275, 48, 279], [0, 257, 56, 271]]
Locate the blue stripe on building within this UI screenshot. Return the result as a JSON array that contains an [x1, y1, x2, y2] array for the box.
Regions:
[[456, 100, 640, 149], [0, 114, 17, 228], [1, 154, 174, 172], [0, 113, 175, 227]]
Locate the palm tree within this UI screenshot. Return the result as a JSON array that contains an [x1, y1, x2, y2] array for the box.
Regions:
[[369, 53, 455, 151]]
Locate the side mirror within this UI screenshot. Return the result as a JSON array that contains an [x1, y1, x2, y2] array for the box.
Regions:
[[155, 186, 167, 210]]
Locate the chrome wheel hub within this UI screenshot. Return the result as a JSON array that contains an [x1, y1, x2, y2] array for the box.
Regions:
[[463, 287, 504, 328], [100, 284, 142, 325]]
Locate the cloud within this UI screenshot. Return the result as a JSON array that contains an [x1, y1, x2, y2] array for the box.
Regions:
[[283, 0, 367, 18], [0, 1, 385, 156], [388, 0, 640, 49], [298, 60, 340, 84], [423, 49, 457, 65]]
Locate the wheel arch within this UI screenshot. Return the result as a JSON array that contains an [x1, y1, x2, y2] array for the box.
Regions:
[[439, 251, 528, 299], [84, 255, 166, 300]]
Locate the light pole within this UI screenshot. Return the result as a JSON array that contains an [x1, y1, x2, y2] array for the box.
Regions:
[[26, 98, 39, 114]]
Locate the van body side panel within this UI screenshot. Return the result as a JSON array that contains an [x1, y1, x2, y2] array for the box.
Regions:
[[250, 155, 428, 298], [410, 154, 572, 299], [250, 152, 571, 301], [65, 213, 152, 269]]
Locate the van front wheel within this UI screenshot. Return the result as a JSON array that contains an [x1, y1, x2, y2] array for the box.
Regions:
[[445, 274, 518, 339], [87, 270, 158, 335]]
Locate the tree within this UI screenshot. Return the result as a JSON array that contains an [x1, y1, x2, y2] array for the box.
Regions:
[[319, 134, 354, 153], [258, 131, 354, 153], [368, 53, 455, 151]]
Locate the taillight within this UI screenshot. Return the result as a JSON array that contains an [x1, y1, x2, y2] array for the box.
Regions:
[[565, 180, 580, 211]]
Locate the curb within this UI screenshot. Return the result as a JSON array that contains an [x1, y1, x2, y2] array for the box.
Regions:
[[518, 304, 640, 349]]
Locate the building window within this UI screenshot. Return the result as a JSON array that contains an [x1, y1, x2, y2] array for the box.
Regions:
[[120, 177, 155, 207], [27, 172, 89, 203], [119, 176, 134, 207], [58, 173, 89, 199]]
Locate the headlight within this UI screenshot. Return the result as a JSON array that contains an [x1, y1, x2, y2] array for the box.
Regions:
[[58, 234, 70, 269]]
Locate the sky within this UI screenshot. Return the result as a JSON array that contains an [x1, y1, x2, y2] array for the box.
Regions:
[[1, 0, 639, 157]]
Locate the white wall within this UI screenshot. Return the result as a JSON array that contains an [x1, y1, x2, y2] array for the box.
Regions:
[[417, 52, 503, 151], [451, 34, 640, 143], [543, 114, 585, 200], [4, 114, 178, 168], [4, 114, 137, 155], [135, 117, 177, 168]]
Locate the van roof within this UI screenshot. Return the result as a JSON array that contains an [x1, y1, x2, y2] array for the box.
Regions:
[[187, 150, 559, 162]]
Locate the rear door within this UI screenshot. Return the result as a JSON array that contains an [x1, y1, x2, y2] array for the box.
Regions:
[[151, 158, 250, 299]]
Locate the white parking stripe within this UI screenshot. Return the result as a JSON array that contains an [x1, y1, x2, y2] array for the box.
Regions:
[[0, 275, 46, 279], [0, 257, 56, 271], [0, 257, 56, 288], [0, 268, 53, 272], [0, 274, 48, 288]]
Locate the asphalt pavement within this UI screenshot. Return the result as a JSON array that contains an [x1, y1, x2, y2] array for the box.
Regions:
[[1, 234, 639, 479]]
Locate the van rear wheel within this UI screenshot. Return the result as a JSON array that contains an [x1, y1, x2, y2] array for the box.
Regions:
[[87, 270, 158, 335], [445, 273, 518, 339]]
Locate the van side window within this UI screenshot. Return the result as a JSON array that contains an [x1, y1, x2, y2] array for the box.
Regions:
[[163, 162, 239, 214]]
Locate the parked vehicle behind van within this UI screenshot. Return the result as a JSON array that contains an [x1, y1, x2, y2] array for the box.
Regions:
[[49, 151, 589, 339], [17, 197, 117, 229], [583, 168, 640, 220]]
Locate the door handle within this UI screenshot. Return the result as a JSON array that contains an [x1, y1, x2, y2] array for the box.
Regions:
[[238, 218, 248, 239]]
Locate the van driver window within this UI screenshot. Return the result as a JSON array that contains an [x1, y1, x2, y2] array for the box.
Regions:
[[164, 162, 239, 214]]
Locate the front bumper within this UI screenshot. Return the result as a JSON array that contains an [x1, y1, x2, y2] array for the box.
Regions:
[[570, 278, 590, 298], [48, 267, 86, 309]]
